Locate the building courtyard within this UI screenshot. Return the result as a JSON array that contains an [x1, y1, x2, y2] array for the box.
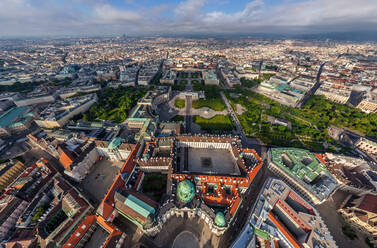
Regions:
[[179, 147, 241, 175]]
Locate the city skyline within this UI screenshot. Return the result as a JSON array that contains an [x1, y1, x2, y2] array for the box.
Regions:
[[1, 0, 377, 37]]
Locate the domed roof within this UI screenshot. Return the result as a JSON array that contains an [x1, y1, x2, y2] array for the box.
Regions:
[[108, 137, 122, 150], [177, 180, 195, 203], [214, 212, 226, 227]]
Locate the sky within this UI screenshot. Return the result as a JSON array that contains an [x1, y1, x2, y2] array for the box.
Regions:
[[1, 0, 377, 37]]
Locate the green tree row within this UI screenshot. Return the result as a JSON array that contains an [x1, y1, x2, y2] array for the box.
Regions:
[[240, 77, 262, 88], [82, 86, 147, 123], [226, 89, 357, 152], [303, 95, 377, 139]]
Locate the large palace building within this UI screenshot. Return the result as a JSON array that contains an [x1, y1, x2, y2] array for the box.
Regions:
[[96, 134, 263, 237], [171, 135, 263, 218]]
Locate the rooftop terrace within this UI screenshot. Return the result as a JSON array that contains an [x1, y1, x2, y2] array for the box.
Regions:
[[270, 148, 337, 201], [271, 148, 327, 183]]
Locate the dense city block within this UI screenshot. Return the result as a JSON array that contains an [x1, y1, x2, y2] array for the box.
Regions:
[[0, 37, 377, 248]]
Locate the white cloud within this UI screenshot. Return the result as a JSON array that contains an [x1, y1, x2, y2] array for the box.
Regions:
[[174, 0, 208, 21], [93, 4, 141, 24], [262, 0, 377, 28], [0, 0, 377, 37]]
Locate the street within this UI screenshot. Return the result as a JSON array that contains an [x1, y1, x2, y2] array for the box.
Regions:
[[219, 161, 274, 248], [185, 95, 192, 133], [220, 91, 267, 158]]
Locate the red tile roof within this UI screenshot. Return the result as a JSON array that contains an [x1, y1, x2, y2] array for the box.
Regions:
[[286, 191, 314, 215], [97, 144, 140, 219], [229, 196, 242, 216], [268, 212, 302, 248], [62, 215, 96, 248], [133, 171, 144, 190], [59, 151, 74, 170], [275, 199, 311, 232], [358, 194, 377, 214], [63, 215, 123, 248]]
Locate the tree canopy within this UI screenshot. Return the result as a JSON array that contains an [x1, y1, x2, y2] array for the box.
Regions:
[[83, 86, 146, 123]]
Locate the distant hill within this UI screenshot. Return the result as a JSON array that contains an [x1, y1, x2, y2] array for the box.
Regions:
[[162, 30, 377, 42]]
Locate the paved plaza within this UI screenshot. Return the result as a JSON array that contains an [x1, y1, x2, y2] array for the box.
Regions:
[[153, 215, 221, 248], [82, 159, 123, 204], [181, 148, 241, 175], [172, 231, 200, 248]]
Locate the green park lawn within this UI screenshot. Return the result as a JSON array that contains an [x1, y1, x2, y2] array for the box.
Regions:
[[192, 98, 226, 111], [174, 99, 185, 109], [191, 72, 199, 78], [193, 115, 234, 131], [192, 82, 226, 111], [172, 80, 187, 91]]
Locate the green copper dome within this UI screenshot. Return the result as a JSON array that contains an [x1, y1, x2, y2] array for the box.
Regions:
[[214, 212, 226, 227], [108, 137, 122, 150], [177, 180, 195, 203]]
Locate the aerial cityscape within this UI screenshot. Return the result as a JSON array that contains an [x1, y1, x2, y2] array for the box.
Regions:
[[1, 1, 377, 248]]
